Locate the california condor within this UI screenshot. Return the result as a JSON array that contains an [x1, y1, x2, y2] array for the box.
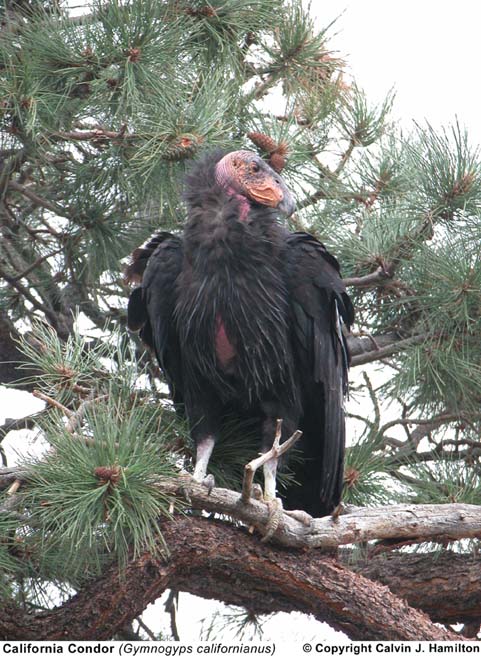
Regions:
[[127, 149, 353, 517]]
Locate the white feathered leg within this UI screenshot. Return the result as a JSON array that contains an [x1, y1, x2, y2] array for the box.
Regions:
[[193, 434, 216, 492], [263, 458, 277, 501]]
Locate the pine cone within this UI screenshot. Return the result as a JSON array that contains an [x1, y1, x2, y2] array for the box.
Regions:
[[127, 47, 141, 63], [247, 131, 278, 154], [185, 6, 217, 18], [94, 465, 121, 486], [343, 466, 360, 488], [269, 150, 286, 173], [163, 135, 200, 161], [247, 132, 289, 172]]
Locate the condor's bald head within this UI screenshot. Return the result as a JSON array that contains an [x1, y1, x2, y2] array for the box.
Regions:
[[215, 150, 295, 217]]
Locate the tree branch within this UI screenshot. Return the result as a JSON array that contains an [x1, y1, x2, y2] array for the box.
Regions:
[[0, 312, 42, 389], [0, 516, 455, 641], [8, 181, 66, 216], [348, 332, 427, 366], [344, 265, 394, 288], [4, 466, 481, 550], [348, 550, 481, 626], [51, 125, 130, 144]]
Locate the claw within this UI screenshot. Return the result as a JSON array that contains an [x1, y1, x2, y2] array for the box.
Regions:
[[330, 502, 344, 521], [261, 497, 283, 543], [202, 473, 215, 495], [180, 483, 192, 505], [285, 509, 312, 527]]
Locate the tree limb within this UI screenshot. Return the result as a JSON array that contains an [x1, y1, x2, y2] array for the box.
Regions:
[[0, 312, 42, 389], [347, 550, 481, 626], [0, 516, 455, 641], [344, 266, 394, 288], [2, 468, 481, 549], [8, 181, 66, 217], [165, 478, 481, 548], [348, 332, 427, 366]]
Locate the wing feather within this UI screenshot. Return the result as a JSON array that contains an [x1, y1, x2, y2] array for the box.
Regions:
[[284, 232, 353, 515], [127, 233, 184, 404]]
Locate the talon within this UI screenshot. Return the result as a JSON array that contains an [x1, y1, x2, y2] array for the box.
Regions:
[[285, 509, 312, 527], [180, 485, 192, 505], [330, 502, 344, 520], [202, 474, 215, 494], [261, 497, 283, 543]]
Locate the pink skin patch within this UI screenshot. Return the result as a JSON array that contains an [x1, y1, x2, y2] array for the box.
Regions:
[[215, 316, 236, 367], [226, 186, 250, 222], [215, 156, 251, 222]]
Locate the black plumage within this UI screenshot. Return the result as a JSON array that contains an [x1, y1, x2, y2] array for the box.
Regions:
[[127, 150, 353, 517]]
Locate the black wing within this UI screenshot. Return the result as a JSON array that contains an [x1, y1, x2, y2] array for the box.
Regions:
[[283, 232, 353, 516], [127, 232, 184, 405]]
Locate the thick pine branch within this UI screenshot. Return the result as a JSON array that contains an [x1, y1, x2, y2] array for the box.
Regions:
[[0, 516, 455, 642], [348, 551, 481, 625]]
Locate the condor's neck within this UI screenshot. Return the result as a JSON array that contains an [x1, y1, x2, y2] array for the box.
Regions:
[[225, 187, 250, 222], [183, 189, 282, 270]]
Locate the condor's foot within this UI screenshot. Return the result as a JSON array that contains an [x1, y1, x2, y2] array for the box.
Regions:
[[190, 471, 216, 496], [261, 499, 312, 542], [284, 508, 312, 527], [179, 471, 216, 505], [199, 473, 215, 495], [261, 497, 284, 543], [251, 483, 263, 501], [330, 502, 345, 521]]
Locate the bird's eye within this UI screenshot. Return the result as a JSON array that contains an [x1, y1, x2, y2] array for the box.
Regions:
[[251, 162, 260, 173]]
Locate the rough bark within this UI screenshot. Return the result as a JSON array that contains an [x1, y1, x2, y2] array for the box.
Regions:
[[0, 515, 454, 642], [349, 551, 481, 625], [347, 332, 427, 367], [1, 472, 480, 639], [0, 313, 28, 387]]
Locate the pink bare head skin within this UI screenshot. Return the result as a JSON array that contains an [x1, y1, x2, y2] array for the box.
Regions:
[[214, 150, 295, 220], [215, 151, 252, 221], [214, 150, 252, 190]]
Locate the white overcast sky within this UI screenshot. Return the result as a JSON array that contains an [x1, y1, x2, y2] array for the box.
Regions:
[[2, 0, 481, 641], [315, 0, 481, 146]]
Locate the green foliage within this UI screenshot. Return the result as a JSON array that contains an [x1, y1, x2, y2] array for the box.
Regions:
[[22, 396, 178, 578], [201, 605, 269, 641], [380, 233, 481, 412], [1, 321, 186, 599], [0, 509, 26, 595], [405, 457, 481, 505], [410, 234, 481, 337], [352, 134, 413, 202], [261, 1, 334, 81], [408, 121, 481, 218], [184, 0, 281, 65], [343, 435, 395, 507], [337, 85, 394, 147], [17, 320, 121, 401]]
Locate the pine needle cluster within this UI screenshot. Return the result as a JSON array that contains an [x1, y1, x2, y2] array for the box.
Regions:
[[2, 321, 186, 602]]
